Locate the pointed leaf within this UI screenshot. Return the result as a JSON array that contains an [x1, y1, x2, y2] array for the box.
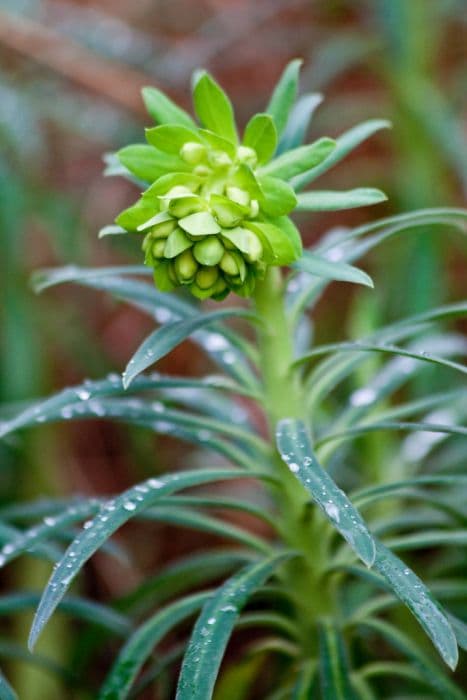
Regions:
[[28, 469, 254, 650], [291, 119, 391, 191], [258, 176, 297, 216], [293, 252, 373, 288], [117, 145, 189, 182], [296, 188, 387, 211], [243, 113, 277, 164], [142, 86, 196, 128], [276, 420, 376, 567], [99, 592, 210, 699], [176, 552, 292, 699], [123, 308, 256, 388], [145, 124, 202, 154], [371, 542, 458, 670], [193, 72, 237, 144], [266, 59, 302, 137], [277, 93, 323, 154]]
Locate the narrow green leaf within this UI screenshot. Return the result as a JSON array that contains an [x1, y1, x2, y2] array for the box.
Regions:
[[243, 114, 277, 164], [385, 530, 467, 552], [448, 614, 467, 652], [176, 552, 292, 699], [142, 86, 196, 128], [266, 59, 302, 137], [98, 225, 127, 239], [99, 592, 210, 699], [123, 308, 256, 388], [276, 419, 376, 567], [353, 474, 467, 508], [291, 119, 391, 190], [371, 543, 458, 670], [277, 93, 323, 154], [28, 469, 253, 650], [359, 618, 461, 697], [319, 621, 356, 700], [316, 421, 467, 449], [260, 138, 336, 180], [293, 252, 374, 288], [192, 72, 237, 144], [296, 188, 387, 211], [0, 669, 17, 700]]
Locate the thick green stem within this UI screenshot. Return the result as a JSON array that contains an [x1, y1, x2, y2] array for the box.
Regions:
[[253, 268, 335, 630]]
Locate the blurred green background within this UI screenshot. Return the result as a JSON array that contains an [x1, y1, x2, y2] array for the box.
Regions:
[[0, 0, 466, 697]]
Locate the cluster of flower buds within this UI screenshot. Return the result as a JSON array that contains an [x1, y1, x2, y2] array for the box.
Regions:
[[111, 66, 336, 299]]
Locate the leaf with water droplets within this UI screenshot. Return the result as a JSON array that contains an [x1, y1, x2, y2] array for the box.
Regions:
[[99, 592, 210, 700], [28, 468, 254, 650], [371, 542, 458, 670], [276, 419, 376, 567], [122, 308, 258, 389], [176, 552, 293, 700]]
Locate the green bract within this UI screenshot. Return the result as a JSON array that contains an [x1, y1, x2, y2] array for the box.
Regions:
[[113, 67, 335, 299]]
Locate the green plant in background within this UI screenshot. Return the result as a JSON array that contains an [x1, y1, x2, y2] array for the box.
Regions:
[[0, 61, 466, 699]]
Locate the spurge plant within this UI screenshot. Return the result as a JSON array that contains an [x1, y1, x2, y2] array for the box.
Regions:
[[0, 60, 466, 699]]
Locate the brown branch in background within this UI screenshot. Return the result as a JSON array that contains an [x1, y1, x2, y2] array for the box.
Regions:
[[0, 9, 182, 118]]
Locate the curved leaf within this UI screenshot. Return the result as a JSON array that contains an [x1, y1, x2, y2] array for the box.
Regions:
[[276, 419, 376, 567], [176, 552, 292, 699], [293, 253, 373, 288], [99, 592, 210, 699], [142, 87, 196, 128], [123, 308, 257, 388], [260, 138, 336, 180], [28, 468, 256, 650], [296, 188, 387, 211], [265, 59, 302, 137], [193, 72, 237, 144], [318, 621, 356, 700]]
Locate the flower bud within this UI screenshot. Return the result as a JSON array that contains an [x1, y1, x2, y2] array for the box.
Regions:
[[208, 150, 232, 169], [175, 250, 198, 283], [169, 196, 204, 218], [180, 141, 206, 164], [151, 239, 166, 259], [249, 199, 259, 218], [193, 237, 224, 266], [226, 186, 250, 207], [193, 164, 211, 177], [244, 231, 263, 262], [236, 145, 257, 167], [220, 251, 246, 280], [196, 265, 219, 290], [151, 219, 178, 239]]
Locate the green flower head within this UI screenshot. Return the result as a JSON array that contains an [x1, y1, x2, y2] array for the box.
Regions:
[[110, 61, 336, 299]]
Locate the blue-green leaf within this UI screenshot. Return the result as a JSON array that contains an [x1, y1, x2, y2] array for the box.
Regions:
[[296, 188, 387, 211], [371, 543, 458, 670], [123, 308, 256, 388], [276, 93, 323, 154], [291, 119, 391, 191], [293, 252, 374, 288], [0, 668, 17, 700], [99, 592, 210, 699], [318, 621, 356, 700], [176, 552, 292, 699], [266, 59, 302, 137], [276, 419, 376, 567], [28, 469, 254, 650]]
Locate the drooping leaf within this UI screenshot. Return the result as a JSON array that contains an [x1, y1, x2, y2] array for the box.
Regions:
[[296, 188, 387, 211], [192, 72, 237, 144], [28, 469, 256, 650], [293, 252, 374, 288], [265, 59, 302, 137], [371, 543, 458, 670], [99, 592, 210, 699], [276, 419, 376, 567], [291, 119, 391, 191], [176, 552, 292, 699], [123, 308, 257, 388]]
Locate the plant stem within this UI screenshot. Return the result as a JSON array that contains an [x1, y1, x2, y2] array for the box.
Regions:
[[253, 268, 335, 634]]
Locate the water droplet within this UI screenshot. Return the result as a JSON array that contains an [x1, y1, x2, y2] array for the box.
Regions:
[[76, 389, 91, 401], [123, 501, 136, 511], [204, 333, 229, 351], [147, 478, 164, 489], [288, 462, 300, 473], [324, 501, 340, 522], [44, 517, 56, 527], [350, 387, 376, 407]]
